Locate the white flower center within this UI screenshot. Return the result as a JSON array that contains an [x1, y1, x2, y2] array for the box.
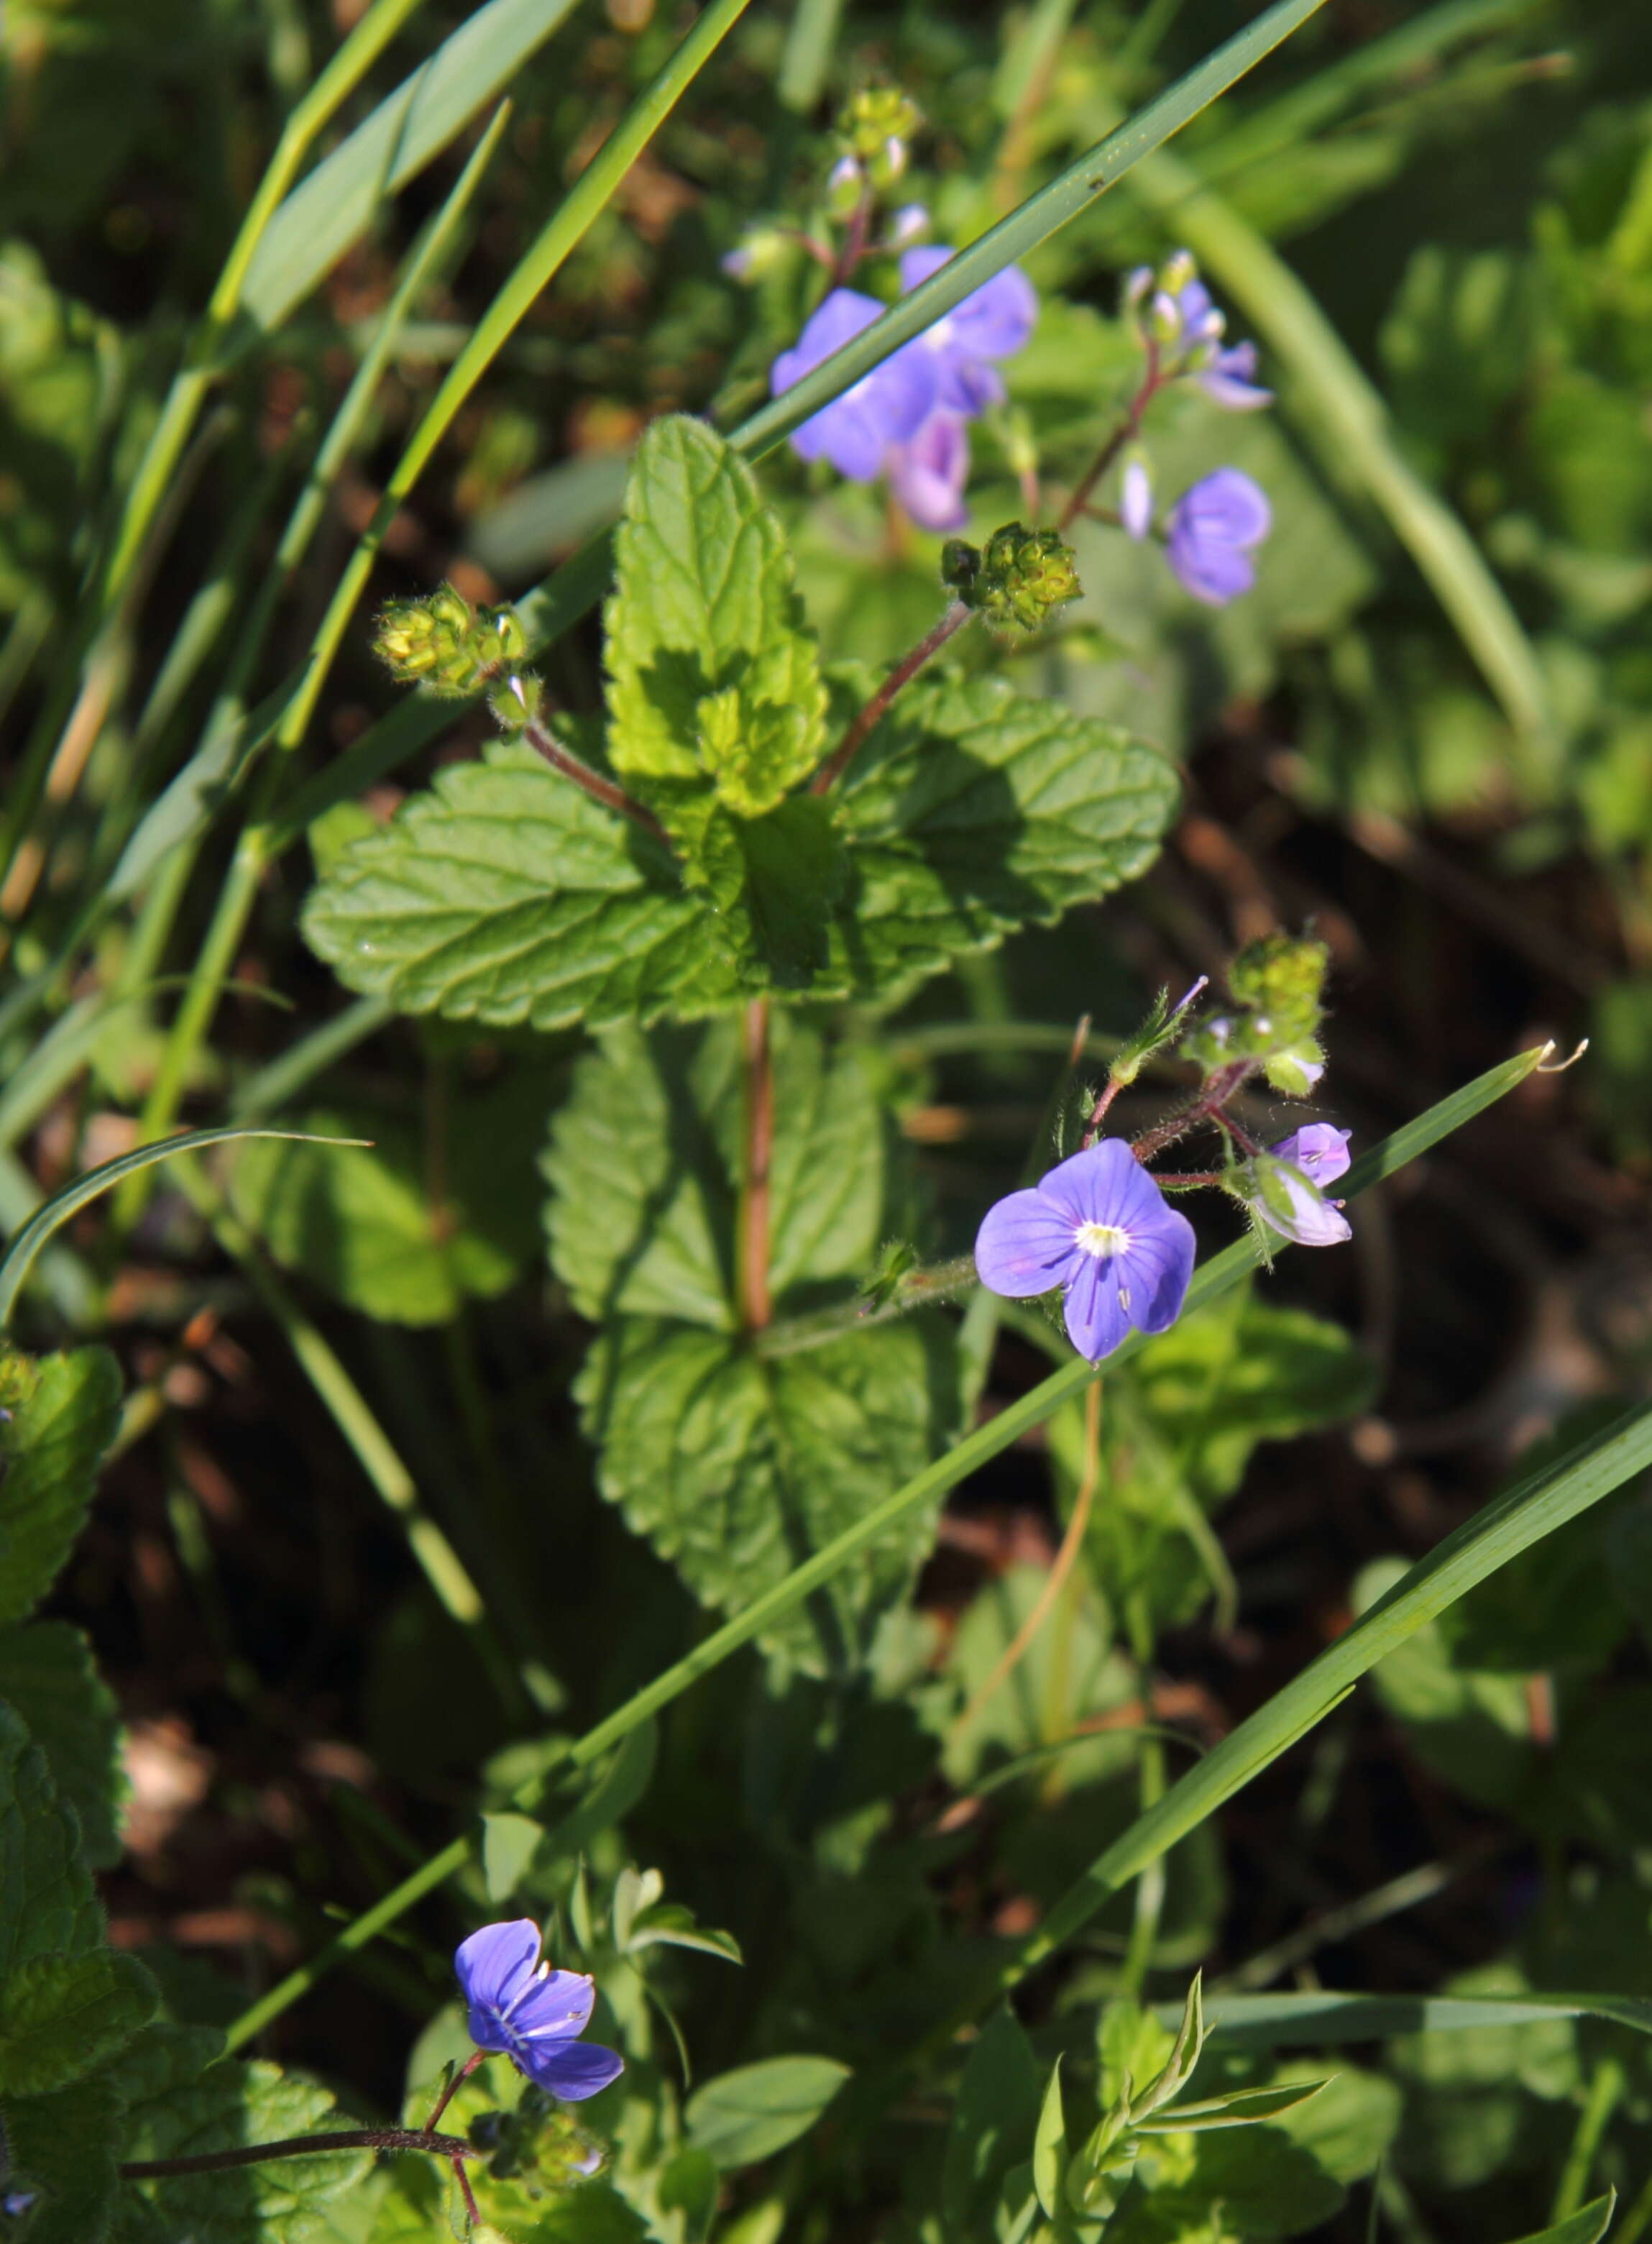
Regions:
[[1074, 1222, 1129, 1260]]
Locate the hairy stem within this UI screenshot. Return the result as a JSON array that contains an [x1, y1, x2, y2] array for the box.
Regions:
[[1129, 1061, 1254, 1165], [737, 996, 775, 1331], [119, 2128, 478, 2180], [521, 718, 668, 843], [811, 600, 973, 794]]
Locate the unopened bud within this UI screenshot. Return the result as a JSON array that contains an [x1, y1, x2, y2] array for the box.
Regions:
[[1161, 247, 1197, 295], [946, 522, 1081, 633], [826, 152, 864, 216], [374, 587, 528, 698]]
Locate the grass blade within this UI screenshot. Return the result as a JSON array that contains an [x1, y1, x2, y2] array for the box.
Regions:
[[220, 1038, 1551, 2047], [1167, 1992, 1652, 2046], [999, 1395, 1652, 1994], [0, 1125, 367, 1329]]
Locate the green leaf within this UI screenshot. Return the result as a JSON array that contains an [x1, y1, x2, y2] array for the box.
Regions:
[[577, 1314, 957, 1675], [1181, 1991, 1652, 2048], [1257, 2062, 1399, 2186], [0, 1622, 124, 1868], [1387, 1963, 1579, 2098], [1033, 2058, 1069, 2220], [300, 739, 743, 1033], [111, 2020, 372, 2243], [1507, 2194, 1617, 2244], [0, 1949, 157, 2097], [480, 1812, 543, 1904], [830, 672, 1178, 1003], [943, 2007, 1042, 2235], [604, 418, 826, 808], [227, 1077, 551, 1325], [1353, 1555, 1536, 1810], [684, 2055, 850, 2169], [4, 2075, 122, 2244], [0, 1347, 120, 1624], [1125, 2124, 1345, 2238], [1132, 2081, 1327, 2134], [543, 1018, 894, 1331]]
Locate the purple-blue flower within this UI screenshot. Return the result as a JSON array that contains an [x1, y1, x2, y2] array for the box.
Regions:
[[1199, 338, 1272, 411], [1240, 1125, 1353, 1247], [1121, 458, 1154, 541], [771, 288, 936, 480], [886, 412, 970, 532], [899, 247, 1037, 415], [1270, 1123, 1351, 1188], [1166, 469, 1271, 605], [455, 1920, 624, 2102], [974, 1139, 1196, 1363]]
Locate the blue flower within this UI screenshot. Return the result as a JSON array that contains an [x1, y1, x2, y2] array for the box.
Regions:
[[886, 411, 970, 531], [974, 1139, 1196, 1363], [454, 1920, 624, 2102], [1237, 1125, 1353, 1247], [1198, 338, 1272, 411], [899, 246, 1037, 414], [1166, 468, 1272, 605], [1121, 457, 1154, 541], [771, 288, 937, 480]]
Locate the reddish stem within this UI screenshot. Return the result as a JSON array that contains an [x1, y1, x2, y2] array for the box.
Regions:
[[811, 600, 973, 795], [522, 718, 668, 844], [119, 2128, 478, 2179], [1057, 340, 1162, 534], [737, 996, 774, 1331], [1129, 1062, 1254, 1165], [426, 2049, 485, 2137]]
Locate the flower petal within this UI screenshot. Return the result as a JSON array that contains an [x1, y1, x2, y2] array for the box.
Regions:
[[976, 1187, 1078, 1297], [454, 1920, 541, 2025], [520, 2038, 627, 2102], [887, 413, 970, 531], [508, 1967, 597, 2043], [1061, 1254, 1132, 1363], [1119, 1210, 1196, 1333], [1270, 1123, 1352, 1186]]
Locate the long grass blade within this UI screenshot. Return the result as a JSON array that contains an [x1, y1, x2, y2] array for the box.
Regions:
[[0, 1125, 367, 1328], [219, 1038, 1551, 2047]]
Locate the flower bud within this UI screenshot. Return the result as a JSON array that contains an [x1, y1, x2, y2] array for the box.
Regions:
[[946, 522, 1081, 633], [838, 84, 922, 166], [374, 587, 529, 698], [1161, 248, 1197, 295], [826, 153, 864, 216], [1226, 931, 1329, 1050], [888, 202, 930, 248]]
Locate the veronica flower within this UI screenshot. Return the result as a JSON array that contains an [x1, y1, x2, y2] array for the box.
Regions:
[[1238, 1126, 1353, 1247], [975, 1139, 1196, 1363], [1121, 457, 1154, 541], [1198, 337, 1272, 411], [898, 246, 1037, 415], [1165, 469, 1271, 605], [454, 1920, 624, 2102], [771, 288, 936, 480], [885, 412, 970, 531]]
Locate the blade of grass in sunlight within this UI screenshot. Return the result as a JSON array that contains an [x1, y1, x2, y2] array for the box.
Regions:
[[220, 1038, 1553, 2051]]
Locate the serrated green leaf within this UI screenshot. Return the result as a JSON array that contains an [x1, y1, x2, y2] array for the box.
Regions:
[[0, 1704, 104, 1987], [111, 2020, 372, 2243], [830, 672, 1178, 1003], [684, 2055, 850, 2169], [227, 1076, 551, 1326], [543, 1017, 893, 1331], [0, 1346, 121, 1624], [0, 1949, 157, 2097], [4, 2075, 122, 2244], [576, 1315, 957, 1675], [605, 418, 826, 807], [300, 740, 743, 1033], [0, 1621, 126, 1867]]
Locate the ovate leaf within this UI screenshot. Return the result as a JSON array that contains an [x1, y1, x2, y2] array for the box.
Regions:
[[0, 1620, 126, 1867], [831, 672, 1178, 1003], [684, 2056, 850, 2169], [0, 1345, 121, 1623], [300, 741, 743, 1032], [228, 1075, 551, 1325], [544, 1017, 894, 1330], [0, 1948, 157, 2097], [577, 1315, 957, 1675], [111, 2020, 372, 2243], [4, 2075, 122, 2244], [942, 2007, 1041, 2235], [605, 418, 827, 808]]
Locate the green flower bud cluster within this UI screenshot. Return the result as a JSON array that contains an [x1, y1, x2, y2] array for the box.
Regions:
[[1180, 930, 1330, 1094], [374, 586, 528, 700], [836, 85, 921, 189], [941, 523, 1081, 633]]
